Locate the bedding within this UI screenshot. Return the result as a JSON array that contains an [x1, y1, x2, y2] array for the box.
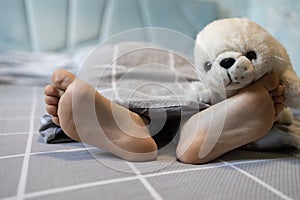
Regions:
[[38, 41, 300, 151], [1, 74, 300, 200], [0, 51, 77, 85], [40, 41, 210, 149]]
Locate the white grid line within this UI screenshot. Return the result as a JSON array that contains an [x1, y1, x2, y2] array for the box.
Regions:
[[143, 163, 224, 178], [0, 196, 17, 200], [16, 88, 37, 200], [0, 90, 298, 200], [0, 147, 96, 160], [1, 156, 297, 200], [127, 162, 163, 200], [0, 105, 34, 109], [0, 116, 40, 121], [2, 144, 294, 164], [4, 162, 225, 200], [0, 132, 30, 136], [24, 176, 138, 199], [220, 160, 294, 200], [0, 154, 24, 160]]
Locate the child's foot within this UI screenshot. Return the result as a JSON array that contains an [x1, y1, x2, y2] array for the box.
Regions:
[[44, 69, 157, 161]]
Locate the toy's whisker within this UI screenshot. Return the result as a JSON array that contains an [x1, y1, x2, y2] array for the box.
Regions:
[[264, 55, 291, 65], [273, 56, 286, 62]]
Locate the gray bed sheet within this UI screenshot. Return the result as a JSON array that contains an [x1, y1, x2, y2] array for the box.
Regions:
[[37, 41, 300, 151], [1, 85, 300, 200]]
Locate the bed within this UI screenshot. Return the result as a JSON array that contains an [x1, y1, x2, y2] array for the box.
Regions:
[[1, 0, 300, 199]]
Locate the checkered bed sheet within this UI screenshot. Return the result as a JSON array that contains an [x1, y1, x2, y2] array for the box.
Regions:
[[1, 85, 300, 200]]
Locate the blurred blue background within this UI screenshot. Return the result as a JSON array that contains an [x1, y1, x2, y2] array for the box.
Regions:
[[0, 0, 299, 74]]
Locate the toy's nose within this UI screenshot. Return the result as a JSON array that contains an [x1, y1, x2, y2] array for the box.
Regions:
[[220, 58, 235, 69]]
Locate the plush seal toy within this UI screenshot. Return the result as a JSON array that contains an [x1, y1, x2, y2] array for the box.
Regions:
[[193, 18, 300, 150]]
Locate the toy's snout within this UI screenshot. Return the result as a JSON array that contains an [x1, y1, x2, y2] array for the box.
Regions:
[[217, 52, 255, 86], [227, 57, 254, 83]]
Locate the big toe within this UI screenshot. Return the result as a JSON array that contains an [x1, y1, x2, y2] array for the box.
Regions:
[[52, 69, 76, 91]]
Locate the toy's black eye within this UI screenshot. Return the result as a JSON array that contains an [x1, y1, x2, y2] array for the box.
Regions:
[[204, 61, 212, 72], [246, 51, 257, 61]]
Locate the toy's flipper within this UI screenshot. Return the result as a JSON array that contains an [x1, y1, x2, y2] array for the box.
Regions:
[[281, 68, 300, 108]]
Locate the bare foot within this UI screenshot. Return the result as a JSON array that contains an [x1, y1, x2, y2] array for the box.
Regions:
[[44, 69, 157, 161], [177, 73, 285, 164]]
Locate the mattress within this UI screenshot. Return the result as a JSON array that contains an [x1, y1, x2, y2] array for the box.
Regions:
[[1, 85, 300, 200]]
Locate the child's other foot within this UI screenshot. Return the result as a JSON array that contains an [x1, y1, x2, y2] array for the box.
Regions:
[[44, 69, 157, 161]]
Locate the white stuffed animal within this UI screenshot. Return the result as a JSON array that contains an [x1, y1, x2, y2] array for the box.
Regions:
[[193, 18, 300, 150], [194, 18, 300, 107]]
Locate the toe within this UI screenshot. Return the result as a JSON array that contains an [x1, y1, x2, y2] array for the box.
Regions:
[[46, 105, 58, 116], [52, 69, 76, 91], [44, 85, 59, 97], [52, 116, 60, 126], [45, 96, 58, 105], [256, 73, 279, 92], [274, 103, 284, 115]]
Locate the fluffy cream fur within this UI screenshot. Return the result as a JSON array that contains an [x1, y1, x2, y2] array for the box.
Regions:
[[193, 18, 300, 150], [194, 18, 300, 107]]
